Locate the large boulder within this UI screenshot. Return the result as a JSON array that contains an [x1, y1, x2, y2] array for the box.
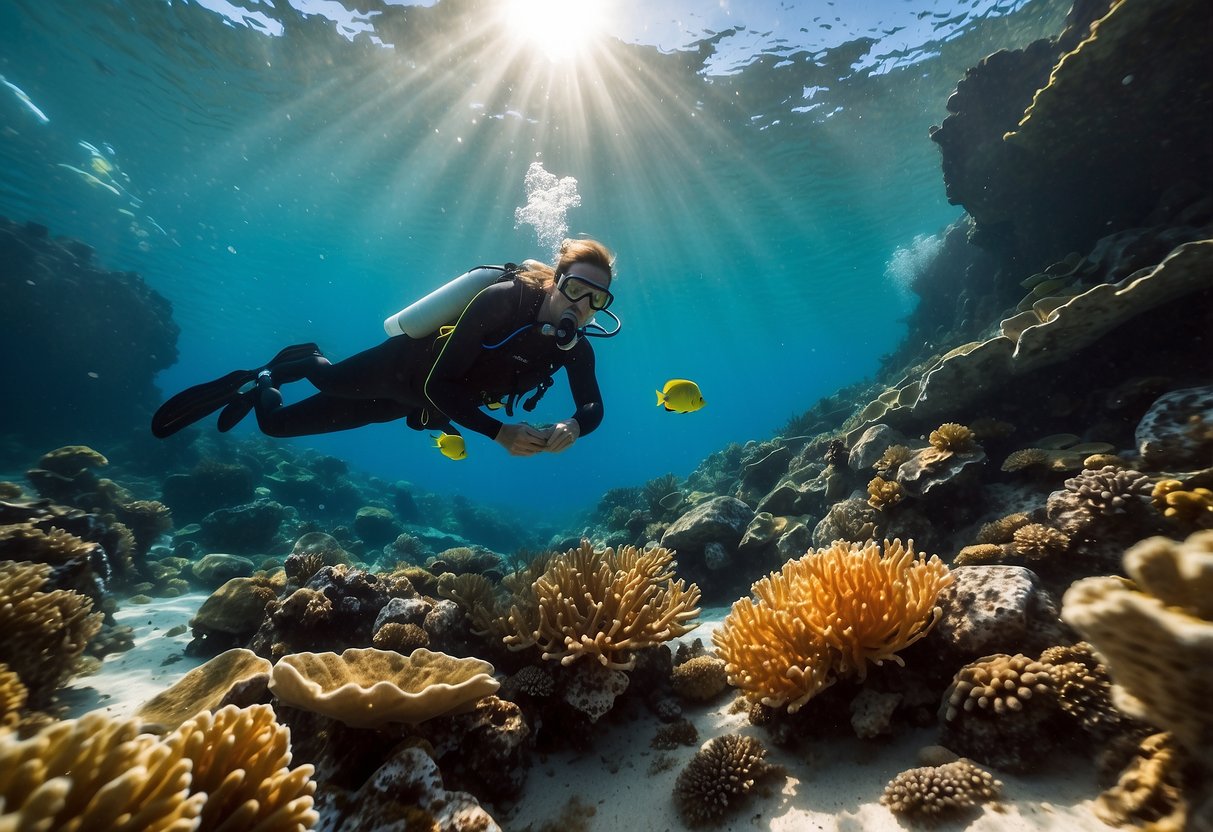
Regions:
[[660, 496, 753, 554]]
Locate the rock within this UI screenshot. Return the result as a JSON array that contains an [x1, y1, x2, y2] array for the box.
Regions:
[[374, 596, 430, 631], [0, 216, 178, 448], [661, 496, 754, 553], [775, 520, 813, 561], [353, 506, 400, 548], [930, 565, 1065, 659], [812, 498, 883, 548], [190, 554, 256, 588], [1136, 385, 1213, 468], [848, 424, 904, 472], [897, 447, 987, 497], [562, 662, 630, 723], [200, 500, 286, 554], [738, 512, 787, 555], [703, 542, 730, 570]]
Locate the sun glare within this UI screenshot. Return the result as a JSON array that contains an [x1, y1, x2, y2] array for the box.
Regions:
[[501, 0, 609, 61]]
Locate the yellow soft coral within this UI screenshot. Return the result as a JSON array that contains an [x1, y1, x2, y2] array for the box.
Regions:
[[713, 539, 952, 712], [500, 541, 701, 670], [929, 422, 977, 454]]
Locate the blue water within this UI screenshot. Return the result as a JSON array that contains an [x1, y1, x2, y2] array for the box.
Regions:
[[0, 0, 1068, 522]]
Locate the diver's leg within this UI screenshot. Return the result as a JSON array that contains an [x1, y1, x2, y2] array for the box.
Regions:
[[254, 387, 413, 437], [273, 337, 413, 399]]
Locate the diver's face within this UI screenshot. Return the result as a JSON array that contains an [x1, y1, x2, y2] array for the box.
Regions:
[[554, 262, 612, 326]]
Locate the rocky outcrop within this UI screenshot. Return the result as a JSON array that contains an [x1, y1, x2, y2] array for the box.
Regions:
[[0, 217, 178, 450]]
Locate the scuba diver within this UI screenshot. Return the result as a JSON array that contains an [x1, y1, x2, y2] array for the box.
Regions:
[[151, 238, 619, 456]]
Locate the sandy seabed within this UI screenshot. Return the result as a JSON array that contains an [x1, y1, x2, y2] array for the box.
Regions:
[[62, 598, 1113, 832]]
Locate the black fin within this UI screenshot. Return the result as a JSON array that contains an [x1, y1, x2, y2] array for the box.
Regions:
[[151, 342, 321, 438]]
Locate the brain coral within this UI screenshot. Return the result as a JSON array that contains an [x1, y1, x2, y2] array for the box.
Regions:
[[713, 539, 952, 712], [1062, 531, 1213, 769], [500, 540, 701, 670], [671, 655, 729, 702], [673, 734, 774, 826], [269, 647, 499, 728], [881, 758, 1001, 819]]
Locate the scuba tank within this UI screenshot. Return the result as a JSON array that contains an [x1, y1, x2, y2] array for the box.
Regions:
[[383, 263, 539, 338]]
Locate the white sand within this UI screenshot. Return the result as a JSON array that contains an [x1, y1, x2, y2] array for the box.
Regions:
[[498, 607, 1114, 832], [59, 598, 1113, 831], [60, 592, 208, 720]]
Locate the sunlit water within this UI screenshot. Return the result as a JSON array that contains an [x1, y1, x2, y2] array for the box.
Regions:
[[0, 0, 1069, 521]]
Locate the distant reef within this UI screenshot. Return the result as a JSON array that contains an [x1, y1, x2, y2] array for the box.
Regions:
[[0, 216, 179, 450]]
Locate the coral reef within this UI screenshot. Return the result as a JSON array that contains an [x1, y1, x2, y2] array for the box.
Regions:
[[499, 540, 701, 670], [713, 539, 952, 712]]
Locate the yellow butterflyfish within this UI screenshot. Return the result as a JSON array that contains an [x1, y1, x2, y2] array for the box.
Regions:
[[432, 432, 467, 460], [656, 379, 706, 413]]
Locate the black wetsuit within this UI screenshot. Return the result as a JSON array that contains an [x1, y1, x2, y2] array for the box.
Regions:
[[253, 279, 604, 440]]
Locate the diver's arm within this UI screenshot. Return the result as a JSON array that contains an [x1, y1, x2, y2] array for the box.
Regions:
[[563, 339, 604, 437], [424, 284, 513, 439]]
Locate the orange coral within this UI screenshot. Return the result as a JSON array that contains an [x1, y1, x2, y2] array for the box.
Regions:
[[500, 541, 701, 670], [867, 477, 904, 510], [713, 539, 952, 712]]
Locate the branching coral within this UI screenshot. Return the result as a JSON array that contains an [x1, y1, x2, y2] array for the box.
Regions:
[[1047, 464, 1153, 536], [1011, 523, 1070, 560], [881, 758, 1001, 819], [498, 541, 701, 670], [975, 512, 1032, 544], [0, 705, 316, 832], [167, 704, 318, 831], [866, 477, 904, 510], [929, 422, 978, 454], [874, 444, 913, 478], [1095, 732, 1191, 831], [0, 560, 103, 707], [436, 572, 502, 637], [0, 662, 27, 730], [0, 711, 204, 830], [713, 539, 952, 712], [673, 734, 774, 826]]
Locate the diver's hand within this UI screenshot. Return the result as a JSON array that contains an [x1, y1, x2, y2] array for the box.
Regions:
[[494, 423, 547, 456], [544, 419, 580, 453]]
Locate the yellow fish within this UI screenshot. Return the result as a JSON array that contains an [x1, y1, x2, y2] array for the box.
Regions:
[[657, 379, 706, 413], [432, 432, 467, 460]]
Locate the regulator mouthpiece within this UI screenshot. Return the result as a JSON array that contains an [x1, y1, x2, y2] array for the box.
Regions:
[[553, 309, 580, 350]]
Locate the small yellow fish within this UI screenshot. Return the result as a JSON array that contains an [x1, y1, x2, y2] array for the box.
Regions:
[[656, 379, 706, 413], [432, 432, 467, 460], [91, 156, 113, 175]]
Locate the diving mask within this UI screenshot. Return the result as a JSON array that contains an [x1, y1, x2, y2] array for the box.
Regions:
[[558, 274, 614, 311]]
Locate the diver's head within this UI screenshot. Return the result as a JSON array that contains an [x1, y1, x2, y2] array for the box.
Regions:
[[550, 239, 614, 329]]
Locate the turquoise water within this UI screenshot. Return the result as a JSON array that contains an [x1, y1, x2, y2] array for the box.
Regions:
[[0, 0, 1068, 520]]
